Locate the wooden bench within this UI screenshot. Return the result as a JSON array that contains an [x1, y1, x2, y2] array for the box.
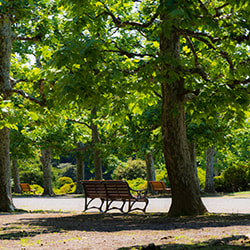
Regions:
[[19, 183, 36, 194], [80, 180, 149, 213], [149, 181, 171, 194]]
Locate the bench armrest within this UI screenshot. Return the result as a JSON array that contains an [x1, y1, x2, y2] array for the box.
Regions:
[[130, 188, 148, 199]]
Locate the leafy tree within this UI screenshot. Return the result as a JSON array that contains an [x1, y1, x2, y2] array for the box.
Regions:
[[0, 0, 63, 210], [56, 0, 249, 216]]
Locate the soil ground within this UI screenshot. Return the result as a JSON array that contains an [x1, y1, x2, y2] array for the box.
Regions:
[[0, 212, 249, 250]]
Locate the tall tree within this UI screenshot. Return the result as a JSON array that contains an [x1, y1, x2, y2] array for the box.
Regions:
[[57, 0, 249, 216]]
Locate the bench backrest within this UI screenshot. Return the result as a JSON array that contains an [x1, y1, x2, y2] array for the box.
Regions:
[[81, 180, 132, 200], [19, 183, 32, 192], [104, 180, 132, 200], [149, 181, 167, 191], [80, 180, 106, 199]]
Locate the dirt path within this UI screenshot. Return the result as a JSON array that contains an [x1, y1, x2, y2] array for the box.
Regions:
[[0, 212, 249, 249]]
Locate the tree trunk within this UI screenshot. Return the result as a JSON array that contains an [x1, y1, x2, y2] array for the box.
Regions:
[[145, 152, 156, 192], [40, 148, 55, 196], [75, 144, 85, 194], [204, 146, 216, 193], [12, 159, 21, 193], [188, 142, 200, 189], [0, 15, 15, 212], [91, 107, 103, 180], [160, 11, 207, 216]]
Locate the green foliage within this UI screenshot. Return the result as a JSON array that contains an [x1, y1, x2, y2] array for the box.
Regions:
[[155, 163, 170, 187], [58, 164, 77, 182], [214, 165, 250, 192], [30, 184, 43, 195], [213, 176, 225, 193], [19, 159, 44, 186], [223, 165, 249, 192], [112, 158, 146, 180], [197, 167, 206, 190], [126, 178, 147, 191], [58, 176, 73, 188]]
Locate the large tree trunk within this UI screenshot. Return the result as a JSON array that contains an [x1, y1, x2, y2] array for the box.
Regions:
[[75, 144, 85, 194], [160, 11, 207, 216], [91, 107, 103, 180], [12, 159, 21, 193], [204, 146, 216, 193], [188, 142, 200, 189], [40, 148, 55, 196], [145, 152, 156, 192], [0, 15, 15, 212]]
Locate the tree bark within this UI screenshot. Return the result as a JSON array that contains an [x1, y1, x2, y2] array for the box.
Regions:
[[145, 152, 156, 192], [91, 107, 103, 180], [75, 144, 85, 194], [0, 15, 15, 211], [40, 148, 55, 196], [188, 142, 200, 189], [12, 159, 21, 193], [204, 146, 216, 193], [160, 10, 207, 216]]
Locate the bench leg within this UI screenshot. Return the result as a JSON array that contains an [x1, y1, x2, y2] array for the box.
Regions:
[[128, 199, 149, 213], [84, 197, 105, 212]]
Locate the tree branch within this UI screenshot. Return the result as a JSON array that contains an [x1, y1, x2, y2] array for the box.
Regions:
[[103, 5, 159, 28], [185, 36, 199, 67], [67, 119, 91, 129], [11, 88, 46, 106]]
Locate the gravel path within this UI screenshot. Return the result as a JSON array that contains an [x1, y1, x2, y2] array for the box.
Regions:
[[13, 196, 250, 214]]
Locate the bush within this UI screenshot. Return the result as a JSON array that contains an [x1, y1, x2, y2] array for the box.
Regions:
[[214, 165, 250, 193], [112, 158, 147, 180], [126, 178, 147, 191], [58, 182, 76, 194], [30, 184, 44, 195], [59, 184, 72, 194], [57, 163, 77, 182], [155, 164, 170, 187], [213, 175, 225, 192], [223, 165, 249, 192], [197, 167, 206, 190], [58, 177, 73, 188]]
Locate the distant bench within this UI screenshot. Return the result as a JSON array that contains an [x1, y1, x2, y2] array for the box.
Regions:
[[80, 180, 149, 213], [149, 181, 171, 194], [19, 183, 36, 194]]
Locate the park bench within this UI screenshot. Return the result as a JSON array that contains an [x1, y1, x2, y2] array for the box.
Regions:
[[149, 181, 171, 194], [80, 180, 149, 213], [19, 183, 36, 194]]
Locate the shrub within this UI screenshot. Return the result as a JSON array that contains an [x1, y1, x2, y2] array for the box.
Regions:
[[30, 184, 44, 194], [155, 164, 170, 187], [58, 176, 73, 188], [214, 175, 225, 192], [112, 158, 147, 180], [214, 165, 250, 193], [223, 165, 249, 192], [126, 178, 147, 192], [197, 167, 206, 190], [59, 184, 72, 194]]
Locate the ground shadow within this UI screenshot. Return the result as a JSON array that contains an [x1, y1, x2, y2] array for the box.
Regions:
[[0, 212, 249, 250]]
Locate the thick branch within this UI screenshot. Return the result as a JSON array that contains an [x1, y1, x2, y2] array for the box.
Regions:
[[185, 36, 199, 67], [11, 89, 46, 106], [103, 6, 159, 28], [67, 119, 91, 129]]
